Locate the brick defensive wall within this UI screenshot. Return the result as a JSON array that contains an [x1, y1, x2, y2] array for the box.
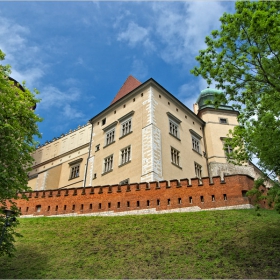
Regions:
[[16, 174, 255, 217]]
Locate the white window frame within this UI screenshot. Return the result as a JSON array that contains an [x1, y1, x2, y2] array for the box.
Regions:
[[68, 158, 83, 180], [194, 162, 202, 180], [121, 118, 132, 137], [171, 147, 180, 166], [190, 129, 202, 155], [167, 112, 181, 139], [192, 135, 200, 153], [120, 146, 131, 166], [118, 111, 135, 138], [105, 128, 115, 146], [103, 155, 113, 173], [103, 121, 117, 147]]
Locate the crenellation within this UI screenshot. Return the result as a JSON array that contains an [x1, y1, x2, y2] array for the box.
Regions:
[[13, 174, 258, 217]]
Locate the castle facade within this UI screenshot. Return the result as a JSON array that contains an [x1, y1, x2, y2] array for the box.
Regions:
[[28, 76, 260, 192]]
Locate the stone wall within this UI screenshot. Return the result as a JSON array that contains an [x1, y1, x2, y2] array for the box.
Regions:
[[15, 174, 255, 217]]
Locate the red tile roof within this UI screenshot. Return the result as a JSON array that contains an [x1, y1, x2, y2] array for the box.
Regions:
[[110, 75, 142, 105]]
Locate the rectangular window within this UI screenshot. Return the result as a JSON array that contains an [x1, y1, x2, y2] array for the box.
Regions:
[[192, 136, 200, 153], [69, 158, 83, 180], [167, 112, 181, 139], [106, 129, 115, 146], [121, 119, 132, 136], [169, 120, 179, 138], [219, 118, 228, 124], [194, 162, 202, 179], [225, 145, 233, 155], [171, 147, 180, 166], [103, 155, 113, 173], [120, 146, 131, 165], [70, 165, 80, 179]]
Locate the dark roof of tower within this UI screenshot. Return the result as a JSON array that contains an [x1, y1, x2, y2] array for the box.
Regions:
[[196, 88, 234, 111], [110, 75, 142, 105]]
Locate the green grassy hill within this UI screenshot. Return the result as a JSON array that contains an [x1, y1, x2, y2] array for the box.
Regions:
[[0, 209, 280, 279]]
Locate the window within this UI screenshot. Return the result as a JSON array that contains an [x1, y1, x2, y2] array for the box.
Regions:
[[190, 129, 202, 154], [103, 121, 117, 147], [171, 147, 180, 166], [70, 165, 80, 179], [69, 158, 83, 180], [106, 129, 115, 145], [192, 136, 200, 153], [36, 205, 41, 212], [95, 144, 100, 152], [121, 119, 132, 136], [225, 145, 233, 155], [219, 118, 228, 124], [169, 120, 179, 138], [194, 162, 202, 179], [103, 155, 113, 173], [120, 146, 131, 165], [102, 118, 106, 125], [167, 112, 181, 139], [119, 111, 134, 138]]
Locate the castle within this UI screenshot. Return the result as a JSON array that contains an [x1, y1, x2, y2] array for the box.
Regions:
[[19, 76, 264, 216]]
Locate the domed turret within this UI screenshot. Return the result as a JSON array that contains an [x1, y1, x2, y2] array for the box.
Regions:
[[196, 88, 234, 112]]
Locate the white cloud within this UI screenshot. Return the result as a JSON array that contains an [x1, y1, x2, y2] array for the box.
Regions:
[[117, 21, 153, 49], [62, 104, 85, 120], [115, 2, 232, 68], [153, 2, 228, 65], [38, 86, 81, 110], [0, 16, 46, 89]]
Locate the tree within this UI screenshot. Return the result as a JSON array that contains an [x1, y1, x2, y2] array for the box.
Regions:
[[0, 49, 41, 256], [191, 1, 280, 178]]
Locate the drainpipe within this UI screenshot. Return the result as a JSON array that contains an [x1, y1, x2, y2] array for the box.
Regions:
[[83, 121, 94, 188]]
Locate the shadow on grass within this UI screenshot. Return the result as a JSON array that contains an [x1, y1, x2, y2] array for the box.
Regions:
[[214, 222, 280, 279], [0, 246, 48, 279]]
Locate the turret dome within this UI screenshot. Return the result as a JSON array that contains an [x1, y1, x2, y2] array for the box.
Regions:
[[196, 88, 233, 111]]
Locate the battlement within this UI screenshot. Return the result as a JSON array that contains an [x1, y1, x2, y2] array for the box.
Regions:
[[16, 174, 254, 217]]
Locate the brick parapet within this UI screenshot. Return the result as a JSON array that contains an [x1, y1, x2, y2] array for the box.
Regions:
[[14, 174, 254, 217]]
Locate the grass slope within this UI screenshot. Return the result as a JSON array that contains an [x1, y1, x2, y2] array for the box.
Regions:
[[0, 209, 280, 279]]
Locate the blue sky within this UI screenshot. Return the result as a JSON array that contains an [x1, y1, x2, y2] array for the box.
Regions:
[[0, 1, 235, 145]]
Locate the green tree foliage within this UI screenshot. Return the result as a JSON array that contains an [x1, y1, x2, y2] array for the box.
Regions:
[[191, 1, 280, 178], [0, 49, 41, 256]]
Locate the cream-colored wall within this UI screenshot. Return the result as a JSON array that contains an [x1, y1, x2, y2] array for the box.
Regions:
[[28, 124, 91, 190], [152, 87, 208, 180], [88, 87, 150, 186], [28, 80, 243, 191], [199, 109, 238, 163]]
